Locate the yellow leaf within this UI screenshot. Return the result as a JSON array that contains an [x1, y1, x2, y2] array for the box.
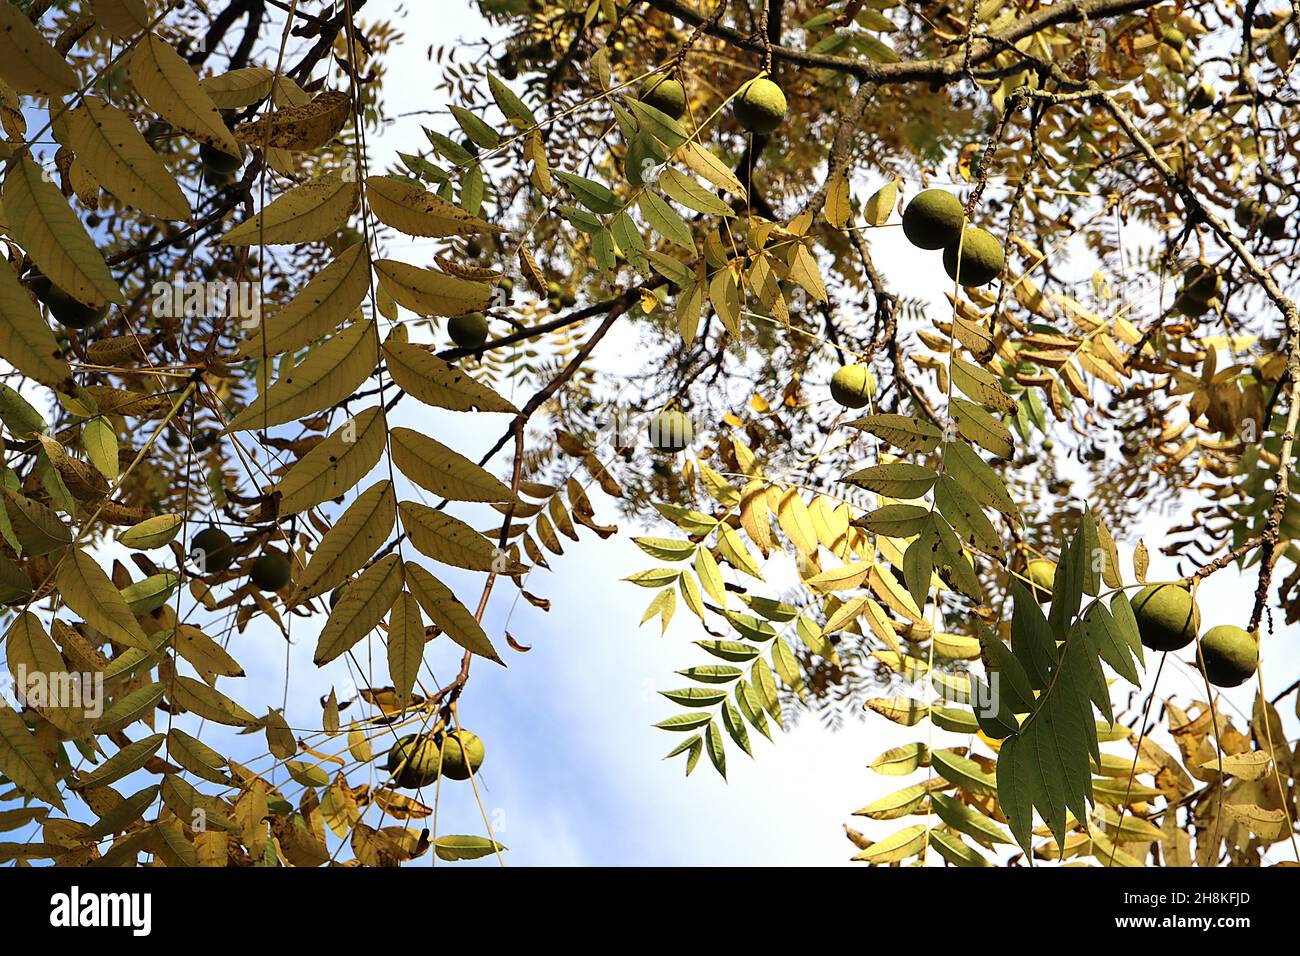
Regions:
[[226, 318, 376, 431], [118, 514, 183, 550], [0, 702, 64, 809], [235, 90, 351, 150], [824, 171, 851, 229], [130, 33, 241, 156], [366, 176, 499, 238], [65, 96, 190, 220], [0, 261, 73, 388], [199, 66, 275, 108], [0, 3, 77, 96], [275, 406, 387, 513], [221, 174, 359, 246], [405, 561, 501, 663], [863, 179, 898, 227], [677, 141, 746, 198], [383, 339, 516, 413], [169, 676, 256, 727], [313, 554, 405, 665], [374, 259, 492, 317], [90, 0, 150, 39], [3, 157, 123, 308], [237, 243, 370, 357], [387, 591, 424, 705], [390, 427, 513, 503], [294, 481, 396, 600], [399, 500, 500, 571], [56, 547, 151, 651]]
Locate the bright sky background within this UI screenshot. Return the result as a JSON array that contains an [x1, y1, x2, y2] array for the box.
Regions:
[[5, 1, 1296, 868]]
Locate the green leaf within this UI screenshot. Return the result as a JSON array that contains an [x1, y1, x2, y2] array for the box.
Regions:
[[659, 687, 728, 708], [847, 413, 942, 453], [638, 192, 695, 251], [486, 72, 537, 129], [704, 719, 726, 778], [842, 462, 937, 498], [433, 835, 508, 861]]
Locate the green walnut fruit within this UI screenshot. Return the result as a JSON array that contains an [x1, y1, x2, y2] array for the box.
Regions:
[[638, 75, 687, 118], [448, 312, 489, 349], [249, 552, 292, 591], [1188, 82, 1215, 110], [732, 78, 787, 135], [902, 189, 965, 250], [559, 289, 576, 308], [1176, 262, 1222, 315], [387, 733, 442, 789], [439, 730, 485, 780], [1132, 583, 1200, 652], [942, 227, 1005, 287], [1026, 558, 1057, 603], [190, 526, 236, 575], [29, 275, 108, 329], [200, 142, 245, 176], [648, 409, 695, 453], [1197, 625, 1258, 687], [1235, 198, 1286, 239], [329, 584, 348, 610], [829, 364, 877, 409], [1182, 262, 1221, 302]]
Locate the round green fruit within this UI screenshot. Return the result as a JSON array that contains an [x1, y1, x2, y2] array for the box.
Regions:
[[200, 142, 245, 176], [648, 410, 695, 453], [1197, 625, 1257, 687], [902, 189, 965, 250], [496, 54, 518, 81], [638, 75, 687, 118], [1188, 82, 1215, 110], [387, 733, 441, 789], [1132, 583, 1199, 652], [190, 526, 235, 575], [829, 364, 877, 409], [732, 78, 787, 135], [1026, 558, 1057, 603], [448, 312, 489, 349], [329, 584, 347, 610], [943, 227, 1005, 287], [439, 730, 485, 780], [249, 552, 292, 591], [29, 275, 108, 329]]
